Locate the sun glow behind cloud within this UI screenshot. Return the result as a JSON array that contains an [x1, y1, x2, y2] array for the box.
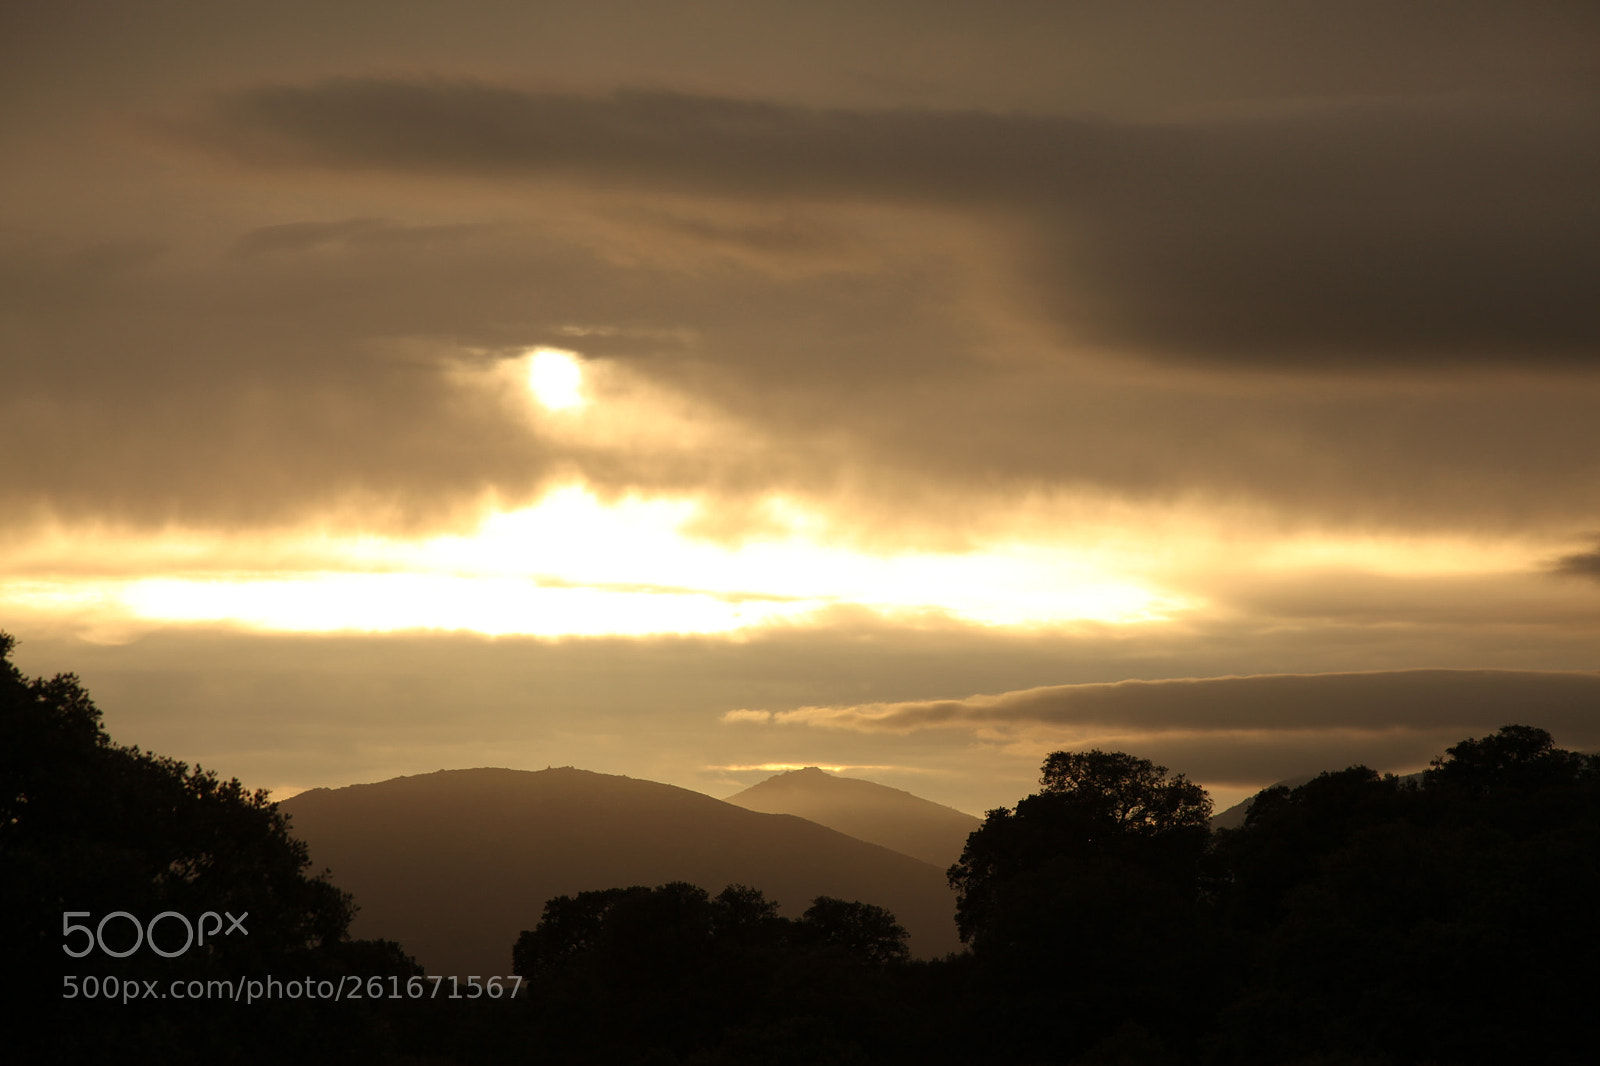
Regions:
[[526, 348, 586, 410], [6, 341, 1572, 642], [0, 345, 1190, 639]]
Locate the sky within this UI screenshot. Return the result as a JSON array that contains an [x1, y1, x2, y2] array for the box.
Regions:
[[4, 1, 1599, 816]]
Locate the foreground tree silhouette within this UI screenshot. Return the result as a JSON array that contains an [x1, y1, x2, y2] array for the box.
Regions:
[[949, 749, 1212, 947], [945, 750, 1213, 1061], [512, 881, 910, 1062], [0, 633, 418, 1064], [1423, 721, 1594, 797], [1210, 725, 1600, 1065]]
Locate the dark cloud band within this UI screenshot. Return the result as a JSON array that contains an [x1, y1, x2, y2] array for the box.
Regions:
[[1551, 538, 1600, 581], [734, 668, 1600, 785], [186, 80, 1600, 371], [754, 668, 1600, 737]]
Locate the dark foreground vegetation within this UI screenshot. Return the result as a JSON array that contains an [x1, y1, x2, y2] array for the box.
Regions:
[[5, 632, 1598, 1064]]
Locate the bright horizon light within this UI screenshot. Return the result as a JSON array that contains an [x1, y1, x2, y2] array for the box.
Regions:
[[3, 485, 1193, 638], [119, 572, 822, 637], [7, 481, 1568, 643]]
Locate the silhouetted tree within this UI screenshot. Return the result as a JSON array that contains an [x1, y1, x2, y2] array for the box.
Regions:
[[1210, 726, 1600, 1066], [796, 896, 909, 965], [711, 882, 786, 943], [1207, 765, 1412, 930], [512, 882, 914, 1063], [0, 633, 419, 1064], [945, 750, 1214, 1061], [949, 749, 1211, 948], [1423, 722, 1595, 798]]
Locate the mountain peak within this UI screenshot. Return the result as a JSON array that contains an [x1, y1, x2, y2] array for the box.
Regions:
[[279, 765, 957, 975], [727, 769, 979, 868]]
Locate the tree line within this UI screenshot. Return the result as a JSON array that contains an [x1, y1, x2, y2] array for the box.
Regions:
[[6, 631, 1598, 1064]]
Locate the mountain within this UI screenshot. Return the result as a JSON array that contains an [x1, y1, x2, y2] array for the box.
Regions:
[[278, 767, 962, 977], [725, 767, 982, 869]]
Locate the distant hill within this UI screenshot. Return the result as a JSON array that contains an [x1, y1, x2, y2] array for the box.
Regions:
[[725, 767, 981, 868], [278, 767, 962, 977]]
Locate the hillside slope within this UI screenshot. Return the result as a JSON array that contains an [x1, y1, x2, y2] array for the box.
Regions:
[[726, 767, 981, 868], [279, 767, 962, 976]]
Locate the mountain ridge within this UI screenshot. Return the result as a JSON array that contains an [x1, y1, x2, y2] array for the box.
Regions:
[[278, 766, 962, 976]]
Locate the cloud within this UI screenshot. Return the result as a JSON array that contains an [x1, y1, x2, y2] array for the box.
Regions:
[[0, 207, 989, 535], [229, 217, 492, 257], [182, 80, 1600, 372], [1550, 537, 1600, 582], [6, 201, 1600, 543], [721, 709, 774, 724], [764, 669, 1600, 734], [9, 0, 1600, 825], [9, 17, 1600, 540], [734, 669, 1600, 783]]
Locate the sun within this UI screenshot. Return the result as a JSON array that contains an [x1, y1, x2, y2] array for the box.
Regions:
[[527, 348, 585, 410]]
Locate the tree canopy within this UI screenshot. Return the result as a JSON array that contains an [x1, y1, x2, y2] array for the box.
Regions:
[[0, 633, 418, 1063], [940, 750, 1215, 1060], [1038, 749, 1213, 832], [511, 881, 911, 1062], [1207, 725, 1600, 1064], [948, 748, 1211, 948]]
